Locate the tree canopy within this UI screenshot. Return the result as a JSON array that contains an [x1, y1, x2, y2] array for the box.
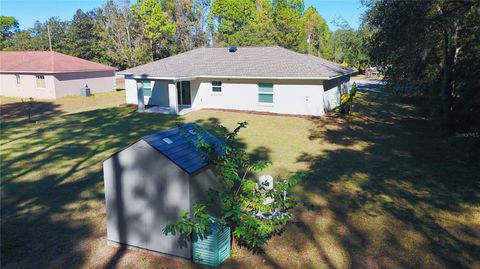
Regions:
[[364, 0, 479, 132], [2, 0, 371, 70]]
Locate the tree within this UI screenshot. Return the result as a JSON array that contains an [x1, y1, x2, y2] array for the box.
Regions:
[[164, 122, 298, 250], [97, 0, 151, 69], [131, 0, 176, 60], [161, 0, 210, 55], [226, 0, 277, 46], [6, 30, 35, 50], [303, 6, 329, 57], [365, 0, 479, 131], [210, 0, 257, 46], [65, 9, 101, 61], [272, 0, 304, 51], [0, 16, 19, 50]]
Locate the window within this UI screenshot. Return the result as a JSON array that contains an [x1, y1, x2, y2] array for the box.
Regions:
[[15, 74, 20, 86], [142, 80, 152, 97], [212, 81, 222, 93], [35, 75, 46, 89], [258, 83, 273, 103]]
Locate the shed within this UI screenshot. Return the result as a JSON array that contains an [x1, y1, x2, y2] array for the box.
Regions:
[[103, 123, 222, 259]]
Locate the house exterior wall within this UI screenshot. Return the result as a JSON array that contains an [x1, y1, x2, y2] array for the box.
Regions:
[[53, 70, 115, 98], [125, 79, 170, 106], [103, 139, 220, 259], [0, 71, 115, 99], [124, 76, 350, 116], [323, 75, 351, 111], [191, 78, 326, 116], [0, 73, 57, 99]]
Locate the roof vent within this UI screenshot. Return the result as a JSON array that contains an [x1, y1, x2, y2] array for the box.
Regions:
[[162, 138, 173, 144], [228, 46, 237, 53], [188, 130, 196, 135]]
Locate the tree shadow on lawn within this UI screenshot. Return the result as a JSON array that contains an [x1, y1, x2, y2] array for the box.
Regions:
[[1, 106, 269, 269], [0, 106, 189, 268], [290, 91, 480, 268], [0, 100, 63, 120]]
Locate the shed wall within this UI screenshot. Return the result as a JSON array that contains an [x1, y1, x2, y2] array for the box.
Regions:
[[103, 140, 192, 259]]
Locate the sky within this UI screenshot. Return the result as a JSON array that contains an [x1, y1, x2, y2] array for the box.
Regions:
[[0, 0, 367, 31]]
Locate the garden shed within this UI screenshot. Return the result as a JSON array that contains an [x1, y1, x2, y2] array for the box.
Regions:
[[103, 123, 222, 259]]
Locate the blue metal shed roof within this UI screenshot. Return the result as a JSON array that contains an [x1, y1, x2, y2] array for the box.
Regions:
[[143, 123, 223, 174]]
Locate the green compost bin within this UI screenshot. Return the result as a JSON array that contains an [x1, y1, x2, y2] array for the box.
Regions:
[[192, 222, 231, 267]]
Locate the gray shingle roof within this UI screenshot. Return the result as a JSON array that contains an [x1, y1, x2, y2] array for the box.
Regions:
[[143, 123, 223, 174], [120, 46, 354, 79]]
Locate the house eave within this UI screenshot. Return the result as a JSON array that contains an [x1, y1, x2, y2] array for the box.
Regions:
[[122, 72, 355, 81], [0, 69, 116, 74]]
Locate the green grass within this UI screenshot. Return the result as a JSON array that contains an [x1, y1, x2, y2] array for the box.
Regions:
[[1, 89, 479, 268]]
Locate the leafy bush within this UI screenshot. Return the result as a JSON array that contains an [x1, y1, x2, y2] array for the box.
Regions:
[[334, 82, 357, 115], [163, 122, 299, 250]]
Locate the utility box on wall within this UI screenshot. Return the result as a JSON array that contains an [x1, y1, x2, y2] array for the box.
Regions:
[[103, 123, 222, 259]]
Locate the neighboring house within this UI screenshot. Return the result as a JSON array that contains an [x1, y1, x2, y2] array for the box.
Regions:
[[121, 46, 354, 116], [0, 51, 116, 99], [103, 123, 221, 259]]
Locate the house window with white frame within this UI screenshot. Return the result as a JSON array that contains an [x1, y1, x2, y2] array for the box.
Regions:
[[212, 81, 222, 93], [258, 83, 273, 103], [35, 75, 46, 89], [142, 80, 152, 97], [15, 74, 20, 86]]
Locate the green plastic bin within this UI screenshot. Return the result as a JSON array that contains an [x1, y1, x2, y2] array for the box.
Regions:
[[192, 222, 231, 267]]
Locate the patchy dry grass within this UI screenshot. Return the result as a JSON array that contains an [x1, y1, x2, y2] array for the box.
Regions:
[[1, 86, 479, 268]]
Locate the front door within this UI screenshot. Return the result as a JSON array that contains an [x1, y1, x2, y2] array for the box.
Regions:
[[177, 81, 191, 106]]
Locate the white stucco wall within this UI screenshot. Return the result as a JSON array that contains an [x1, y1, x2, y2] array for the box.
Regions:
[[125, 79, 170, 106], [125, 76, 350, 116], [191, 79, 326, 116], [323, 76, 350, 111]]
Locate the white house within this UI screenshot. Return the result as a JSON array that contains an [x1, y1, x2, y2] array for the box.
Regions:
[[120, 46, 354, 116]]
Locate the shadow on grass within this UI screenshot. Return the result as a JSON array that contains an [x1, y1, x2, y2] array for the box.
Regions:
[[0, 106, 187, 268], [0, 100, 63, 120], [291, 90, 480, 268], [1, 104, 270, 268]]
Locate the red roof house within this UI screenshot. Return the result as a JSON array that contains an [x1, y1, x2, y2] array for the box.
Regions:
[[0, 51, 116, 99]]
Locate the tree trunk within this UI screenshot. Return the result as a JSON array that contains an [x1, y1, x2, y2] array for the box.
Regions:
[[440, 22, 458, 131]]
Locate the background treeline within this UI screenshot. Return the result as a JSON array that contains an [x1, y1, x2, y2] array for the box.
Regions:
[[364, 0, 479, 132], [0, 0, 371, 71]]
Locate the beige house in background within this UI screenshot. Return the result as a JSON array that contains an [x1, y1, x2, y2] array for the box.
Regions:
[[0, 51, 116, 99]]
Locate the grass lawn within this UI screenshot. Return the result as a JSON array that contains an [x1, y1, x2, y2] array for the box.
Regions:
[[1, 87, 479, 268]]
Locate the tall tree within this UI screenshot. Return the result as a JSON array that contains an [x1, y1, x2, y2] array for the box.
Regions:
[[272, 0, 304, 51], [0, 16, 19, 50], [303, 6, 329, 57], [365, 0, 479, 130], [66, 9, 101, 60], [97, 0, 150, 69], [226, 0, 276, 46], [210, 0, 257, 45], [161, 0, 210, 54], [132, 0, 176, 60]]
